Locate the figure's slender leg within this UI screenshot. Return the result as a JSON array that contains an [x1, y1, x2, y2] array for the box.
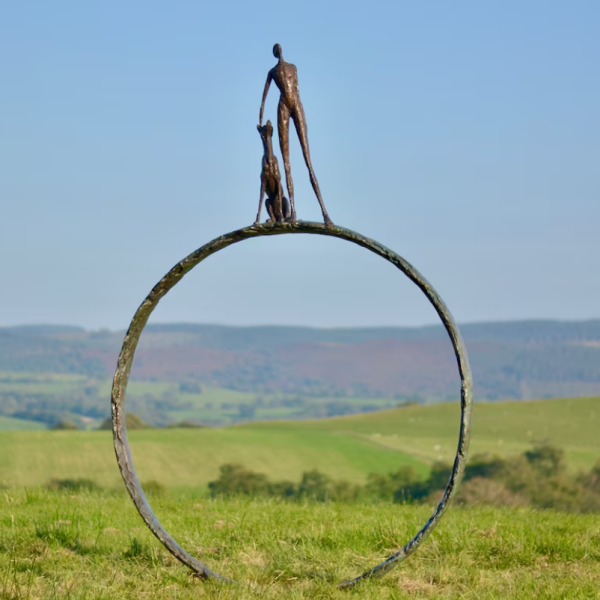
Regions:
[[254, 179, 266, 225], [276, 179, 285, 222], [277, 101, 296, 222], [293, 105, 332, 226], [273, 163, 284, 221]]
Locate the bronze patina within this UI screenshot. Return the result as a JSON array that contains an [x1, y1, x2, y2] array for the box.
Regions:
[[111, 222, 473, 588], [255, 120, 291, 225], [259, 44, 332, 226], [111, 46, 473, 589]]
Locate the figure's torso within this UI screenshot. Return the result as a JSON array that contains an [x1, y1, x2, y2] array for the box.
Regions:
[[270, 62, 300, 108]]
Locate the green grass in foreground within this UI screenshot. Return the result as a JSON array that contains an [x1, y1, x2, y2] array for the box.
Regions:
[[1, 489, 599, 599]]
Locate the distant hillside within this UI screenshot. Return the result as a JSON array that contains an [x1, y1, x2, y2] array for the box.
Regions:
[[1, 320, 600, 400], [1, 396, 599, 488]]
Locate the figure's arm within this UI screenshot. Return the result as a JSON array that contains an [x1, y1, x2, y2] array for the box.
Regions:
[[259, 71, 273, 126]]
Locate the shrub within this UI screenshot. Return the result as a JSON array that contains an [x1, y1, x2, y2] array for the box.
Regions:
[[208, 464, 358, 501], [365, 444, 600, 513], [457, 445, 600, 513], [297, 469, 333, 501], [166, 420, 207, 428], [208, 464, 269, 497], [98, 413, 152, 430], [47, 478, 102, 492], [578, 460, 600, 494], [454, 477, 527, 507], [50, 421, 79, 430], [365, 465, 421, 501], [524, 445, 565, 476], [464, 453, 506, 481], [427, 461, 454, 492], [267, 480, 297, 498], [205, 445, 600, 512], [330, 479, 361, 502]]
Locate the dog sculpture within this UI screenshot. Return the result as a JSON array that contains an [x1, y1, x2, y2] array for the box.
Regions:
[[254, 120, 290, 225]]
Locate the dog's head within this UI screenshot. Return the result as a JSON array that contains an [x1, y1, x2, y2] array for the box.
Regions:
[[257, 120, 274, 142]]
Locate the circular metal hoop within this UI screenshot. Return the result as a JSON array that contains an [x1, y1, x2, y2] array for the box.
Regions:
[[111, 220, 473, 587]]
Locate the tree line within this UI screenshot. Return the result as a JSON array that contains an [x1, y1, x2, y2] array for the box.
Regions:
[[208, 445, 600, 513]]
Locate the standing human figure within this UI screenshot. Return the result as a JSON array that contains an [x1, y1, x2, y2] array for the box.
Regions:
[[259, 44, 332, 226]]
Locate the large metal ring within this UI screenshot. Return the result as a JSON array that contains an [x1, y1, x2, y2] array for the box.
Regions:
[[111, 220, 473, 587]]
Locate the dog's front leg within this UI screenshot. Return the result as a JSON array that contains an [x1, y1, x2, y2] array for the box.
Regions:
[[254, 179, 266, 225]]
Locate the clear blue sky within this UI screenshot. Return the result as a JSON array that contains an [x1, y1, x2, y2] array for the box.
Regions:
[[1, 1, 598, 330]]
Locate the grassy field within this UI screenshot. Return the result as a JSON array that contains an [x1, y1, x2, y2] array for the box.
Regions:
[[1, 489, 599, 599], [0, 372, 87, 395], [1, 397, 599, 492], [0, 371, 402, 427], [285, 395, 600, 470], [2, 397, 600, 598], [160, 391, 400, 426], [0, 428, 425, 490], [0, 416, 46, 431]]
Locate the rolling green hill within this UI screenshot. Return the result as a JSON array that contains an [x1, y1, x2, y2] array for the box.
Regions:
[[1, 397, 598, 491], [0, 415, 46, 431], [0, 428, 424, 490], [282, 395, 600, 470]]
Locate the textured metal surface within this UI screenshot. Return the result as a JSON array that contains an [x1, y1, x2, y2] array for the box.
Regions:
[[259, 44, 332, 226], [110, 220, 473, 587], [255, 120, 290, 225]]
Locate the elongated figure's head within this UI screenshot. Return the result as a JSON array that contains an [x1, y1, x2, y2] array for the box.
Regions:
[[273, 43, 282, 60]]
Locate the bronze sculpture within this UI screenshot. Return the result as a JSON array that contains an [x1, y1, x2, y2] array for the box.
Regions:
[[110, 45, 474, 590], [111, 223, 473, 588], [254, 120, 291, 225], [259, 43, 332, 226]]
